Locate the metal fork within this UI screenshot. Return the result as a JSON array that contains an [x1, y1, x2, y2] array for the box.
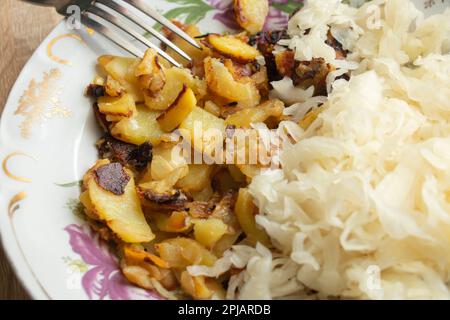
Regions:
[[22, 0, 201, 67]]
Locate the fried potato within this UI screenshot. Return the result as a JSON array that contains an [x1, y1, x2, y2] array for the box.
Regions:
[[225, 99, 284, 128], [234, 0, 269, 34], [176, 164, 214, 192], [110, 104, 164, 145], [98, 93, 136, 120], [144, 67, 206, 111], [135, 49, 166, 96], [179, 106, 226, 160], [204, 34, 260, 63], [157, 85, 197, 132], [98, 55, 143, 102], [193, 218, 228, 249], [81, 159, 154, 243], [141, 143, 188, 183], [123, 244, 169, 269], [204, 57, 260, 108], [180, 271, 225, 300], [153, 211, 192, 233], [235, 188, 270, 246], [104, 75, 125, 97], [155, 238, 217, 268]]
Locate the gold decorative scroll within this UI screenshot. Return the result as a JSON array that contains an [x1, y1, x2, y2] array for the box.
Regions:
[[2, 152, 35, 183], [8, 192, 27, 218], [46, 34, 84, 65]]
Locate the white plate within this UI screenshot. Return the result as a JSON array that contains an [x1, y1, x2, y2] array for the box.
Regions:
[[0, 0, 446, 300]]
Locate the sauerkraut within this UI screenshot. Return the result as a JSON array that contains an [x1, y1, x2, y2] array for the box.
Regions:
[[189, 0, 450, 299]]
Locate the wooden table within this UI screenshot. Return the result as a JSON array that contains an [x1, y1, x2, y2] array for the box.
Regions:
[[0, 0, 61, 300]]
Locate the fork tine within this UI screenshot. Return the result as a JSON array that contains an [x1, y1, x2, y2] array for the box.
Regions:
[[80, 14, 144, 58], [86, 6, 182, 68], [96, 0, 192, 62], [124, 0, 202, 50]]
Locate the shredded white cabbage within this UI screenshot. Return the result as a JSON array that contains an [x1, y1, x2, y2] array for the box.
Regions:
[[189, 0, 450, 300]]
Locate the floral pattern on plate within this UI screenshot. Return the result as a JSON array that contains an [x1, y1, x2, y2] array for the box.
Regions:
[[64, 224, 161, 300], [161, 0, 304, 30]]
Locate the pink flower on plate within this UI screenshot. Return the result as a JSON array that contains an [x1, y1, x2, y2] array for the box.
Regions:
[[65, 224, 162, 300], [207, 0, 240, 30]]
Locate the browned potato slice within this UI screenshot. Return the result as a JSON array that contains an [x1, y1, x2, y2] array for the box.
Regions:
[[234, 0, 269, 34], [225, 99, 284, 128], [110, 104, 164, 146], [82, 159, 154, 243], [193, 218, 228, 249], [144, 67, 206, 111], [204, 57, 260, 108], [155, 238, 217, 268], [98, 55, 143, 102], [235, 188, 270, 246], [157, 85, 197, 132], [204, 34, 260, 63], [98, 93, 136, 119], [104, 75, 125, 97], [135, 49, 166, 96]]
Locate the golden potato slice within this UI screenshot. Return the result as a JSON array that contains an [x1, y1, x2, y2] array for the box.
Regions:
[[193, 218, 228, 249], [104, 75, 125, 97], [144, 67, 206, 111], [179, 106, 226, 160], [155, 238, 217, 268], [135, 49, 166, 96], [98, 93, 136, 119], [204, 57, 260, 108], [98, 55, 143, 102], [176, 164, 214, 192], [157, 86, 197, 132], [83, 159, 154, 243], [139, 142, 188, 183], [110, 104, 164, 146], [204, 34, 260, 63], [225, 99, 284, 128], [234, 0, 269, 34], [235, 188, 270, 246]]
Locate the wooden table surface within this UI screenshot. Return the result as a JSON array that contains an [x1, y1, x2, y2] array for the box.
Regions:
[[0, 0, 61, 300]]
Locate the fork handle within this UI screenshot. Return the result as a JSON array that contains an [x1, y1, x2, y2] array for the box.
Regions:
[[20, 0, 91, 14], [20, 0, 60, 6]]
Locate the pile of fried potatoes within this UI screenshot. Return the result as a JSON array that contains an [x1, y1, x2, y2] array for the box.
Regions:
[[80, 0, 343, 299]]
